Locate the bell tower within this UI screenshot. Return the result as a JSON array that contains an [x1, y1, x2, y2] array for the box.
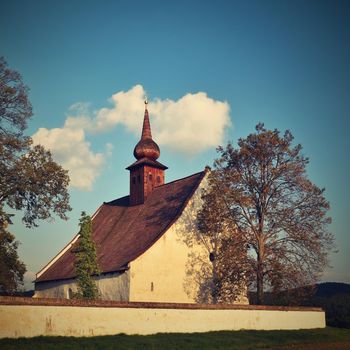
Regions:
[[126, 101, 168, 205]]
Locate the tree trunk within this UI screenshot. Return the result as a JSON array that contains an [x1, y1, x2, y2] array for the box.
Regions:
[[256, 212, 265, 305], [256, 257, 264, 305], [211, 259, 218, 304]]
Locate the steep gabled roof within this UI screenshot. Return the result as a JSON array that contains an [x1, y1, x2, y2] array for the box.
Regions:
[[36, 171, 206, 283]]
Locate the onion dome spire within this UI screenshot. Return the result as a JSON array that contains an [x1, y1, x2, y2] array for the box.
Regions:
[[133, 101, 160, 160]]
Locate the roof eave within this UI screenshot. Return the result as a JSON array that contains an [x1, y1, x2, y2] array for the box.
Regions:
[[126, 160, 168, 171], [35, 265, 130, 284]]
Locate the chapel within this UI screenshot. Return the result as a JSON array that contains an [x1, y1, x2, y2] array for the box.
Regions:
[[34, 103, 248, 304]]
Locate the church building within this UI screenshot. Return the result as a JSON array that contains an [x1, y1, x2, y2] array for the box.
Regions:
[[34, 103, 247, 304]]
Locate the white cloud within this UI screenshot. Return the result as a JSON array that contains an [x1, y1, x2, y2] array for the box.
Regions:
[[82, 84, 231, 153], [95, 84, 146, 133], [32, 85, 231, 191], [32, 126, 105, 191], [65, 102, 94, 131], [150, 92, 231, 153]]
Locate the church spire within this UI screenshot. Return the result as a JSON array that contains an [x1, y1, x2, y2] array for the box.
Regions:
[[133, 101, 160, 160], [127, 102, 167, 206], [141, 100, 152, 139]]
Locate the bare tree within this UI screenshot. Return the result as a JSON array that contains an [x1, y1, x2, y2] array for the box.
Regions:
[[199, 123, 335, 305]]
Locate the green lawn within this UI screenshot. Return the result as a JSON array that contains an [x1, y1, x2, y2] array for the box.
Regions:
[[1, 327, 350, 350]]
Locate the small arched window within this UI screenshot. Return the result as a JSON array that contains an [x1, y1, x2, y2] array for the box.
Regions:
[[157, 176, 161, 183], [132, 177, 136, 185], [151, 282, 154, 292], [67, 288, 73, 299], [138, 175, 141, 183], [149, 173, 153, 181]]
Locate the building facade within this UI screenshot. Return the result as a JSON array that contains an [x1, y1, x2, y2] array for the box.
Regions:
[[34, 103, 248, 304]]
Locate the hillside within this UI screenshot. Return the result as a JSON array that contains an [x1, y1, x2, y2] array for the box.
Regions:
[[315, 282, 350, 297], [249, 282, 350, 328]]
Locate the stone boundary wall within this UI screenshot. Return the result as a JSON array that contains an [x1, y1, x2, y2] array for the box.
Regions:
[[0, 297, 325, 338]]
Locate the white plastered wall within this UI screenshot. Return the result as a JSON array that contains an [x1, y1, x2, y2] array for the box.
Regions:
[[34, 271, 130, 301], [0, 304, 326, 338], [129, 177, 208, 303], [129, 224, 200, 303]]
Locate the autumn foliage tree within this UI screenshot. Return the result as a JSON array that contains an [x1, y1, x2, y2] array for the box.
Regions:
[[179, 170, 249, 304], [195, 179, 250, 303], [198, 124, 334, 305], [73, 212, 100, 299], [0, 57, 71, 292]]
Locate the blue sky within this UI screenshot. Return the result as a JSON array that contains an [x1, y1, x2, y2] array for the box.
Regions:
[[1, 0, 349, 289]]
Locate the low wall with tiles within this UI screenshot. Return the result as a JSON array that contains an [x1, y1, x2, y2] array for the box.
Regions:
[[0, 297, 325, 338]]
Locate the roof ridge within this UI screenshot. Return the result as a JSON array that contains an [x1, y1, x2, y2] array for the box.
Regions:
[[155, 170, 205, 189]]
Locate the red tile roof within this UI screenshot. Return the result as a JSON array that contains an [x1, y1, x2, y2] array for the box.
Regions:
[[36, 171, 206, 283]]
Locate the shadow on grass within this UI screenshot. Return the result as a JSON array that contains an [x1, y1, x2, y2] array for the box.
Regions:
[[1, 327, 350, 350]]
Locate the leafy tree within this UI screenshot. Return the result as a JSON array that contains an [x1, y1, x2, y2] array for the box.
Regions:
[[0, 57, 71, 292], [0, 57, 71, 228], [0, 57, 32, 139], [198, 124, 334, 305], [0, 208, 26, 293], [73, 212, 100, 299]]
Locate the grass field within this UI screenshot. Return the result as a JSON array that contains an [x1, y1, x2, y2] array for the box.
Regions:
[[0, 327, 350, 350]]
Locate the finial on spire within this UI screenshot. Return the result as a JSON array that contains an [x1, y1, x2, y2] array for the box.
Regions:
[[144, 99, 148, 110]]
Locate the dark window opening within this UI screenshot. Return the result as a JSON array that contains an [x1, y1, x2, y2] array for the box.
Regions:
[[151, 282, 154, 292], [138, 175, 141, 183], [149, 174, 153, 181], [132, 177, 136, 185], [157, 176, 161, 183]]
